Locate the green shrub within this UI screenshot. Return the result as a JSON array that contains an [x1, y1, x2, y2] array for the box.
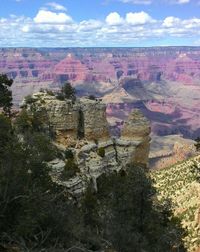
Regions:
[[24, 95, 36, 105], [61, 82, 76, 101], [56, 93, 65, 101], [46, 89, 55, 96], [61, 159, 79, 180], [94, 139, 98, 145], [97, 147, 105, 158], [65, 149, 74, 159], [14, 109, 33, 133], [0, 74, 13, 116], [88, 95, 96, 100], [0, 114, 13, 156], [15, 109, 45, 133], [194, 137, 200, 151]]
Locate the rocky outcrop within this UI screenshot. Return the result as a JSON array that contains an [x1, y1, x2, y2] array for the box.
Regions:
[[79, 99, 110, 141], [22, 92, 151, 196], [121, 109, 150, 139], [117, 109, 151, 166], [22, 92, 110, 144]]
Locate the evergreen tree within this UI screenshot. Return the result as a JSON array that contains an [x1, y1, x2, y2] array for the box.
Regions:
[[0, 74, 13, 116], [61, 82, 76, 101], [0, 115, 78, 250], [195, 137, 200, 151], [97, 166, 186, 252]]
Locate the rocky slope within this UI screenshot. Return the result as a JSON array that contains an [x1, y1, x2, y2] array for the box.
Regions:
[[149, 135, 196, 169], [151, 155, 200, 252]]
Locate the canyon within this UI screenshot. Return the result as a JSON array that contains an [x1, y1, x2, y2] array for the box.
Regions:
[[0, 47, 199, 168]]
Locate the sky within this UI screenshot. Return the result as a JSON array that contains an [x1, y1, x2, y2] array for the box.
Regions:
[[0, 0, 200, 47]]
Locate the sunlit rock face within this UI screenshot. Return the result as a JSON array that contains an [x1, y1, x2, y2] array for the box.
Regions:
[[23, 93, 110, 144], [52, 54, 88, 83], [118, 109, 151, 166], [79, 98, 110, 141]]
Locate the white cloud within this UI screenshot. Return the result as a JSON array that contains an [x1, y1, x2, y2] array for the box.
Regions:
[[120, 0, 152, 4], [106, 12, 124, 25], [21, 25, 29, 32], [34, 10, 72, 24], [126, 11, 153, 25], [0, 9, 199, 47], [173, 0, 190, 4], [46, 2, 67, 11], [165, 0, 190, 4], [163, 16, 181, 27], [79, 20, 102, 31], [162, 16, 200, 30]]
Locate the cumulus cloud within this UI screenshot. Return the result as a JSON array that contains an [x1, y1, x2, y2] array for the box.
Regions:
[[106, 12, 124, 25], [162, 16, 181, 27], [0, 8, 199, 47], [46, 2, 67, 11], [126, 11, 153, 25], [33, 10, 72, 24]]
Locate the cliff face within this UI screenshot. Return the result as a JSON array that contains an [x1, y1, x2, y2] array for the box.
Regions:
[[79, 99, 110, 141], [23, 92, 151, 195]]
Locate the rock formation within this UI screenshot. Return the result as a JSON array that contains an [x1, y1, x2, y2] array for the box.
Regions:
[[119, 109, 151, 165], [22, 91, 151, 196], [23, 92, 110, 144]]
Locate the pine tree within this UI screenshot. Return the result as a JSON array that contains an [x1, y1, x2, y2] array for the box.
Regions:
[[0, 74, 13, 116], [61, 82, 76, 101]]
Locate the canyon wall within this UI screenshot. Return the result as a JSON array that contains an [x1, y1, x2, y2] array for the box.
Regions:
[[1, 47, 200, 169], [0, 47, 199, 141]]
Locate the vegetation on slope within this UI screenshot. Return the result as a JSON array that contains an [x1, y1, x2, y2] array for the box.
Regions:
[[0, 74, 187, 251], [151, 155, 200, 252], [0, 110, 187, 251]]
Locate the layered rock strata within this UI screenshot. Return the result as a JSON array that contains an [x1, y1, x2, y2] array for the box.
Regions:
[[23, 92, 151, 196], [119, 109, 151, 165]]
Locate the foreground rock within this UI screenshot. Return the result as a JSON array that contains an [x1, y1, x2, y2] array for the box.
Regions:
[[22, 92, 151, 196]]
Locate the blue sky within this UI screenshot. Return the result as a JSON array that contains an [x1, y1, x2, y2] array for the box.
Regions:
[[0, 0, 200, 47]]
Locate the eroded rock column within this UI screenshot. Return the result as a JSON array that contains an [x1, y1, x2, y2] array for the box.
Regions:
[[117, 109, 151, 166], [80, 98, 110, 142]]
